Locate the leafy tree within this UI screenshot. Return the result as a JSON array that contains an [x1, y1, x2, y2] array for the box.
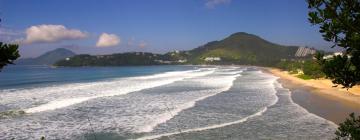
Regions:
[[334, 113, 360, 140], [303, 60, 324, 79], [308, 0, 360, 89], [308, 0, 360, 139], [276, 60, 302, 72], [0, 42, 20, 71]]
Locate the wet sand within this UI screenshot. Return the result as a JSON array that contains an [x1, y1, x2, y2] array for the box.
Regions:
[[263, 68, 360, 124]]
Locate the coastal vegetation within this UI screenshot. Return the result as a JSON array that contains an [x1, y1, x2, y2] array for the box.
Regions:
[[54, 52, 189, 66], [308, 0, 360, 139], [275, 59, 324, 80], [0, 42, 20, 71], [0, 18, 20, 71]]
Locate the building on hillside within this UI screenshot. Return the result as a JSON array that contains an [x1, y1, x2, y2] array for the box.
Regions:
[[204, 57, 221, 62], [155, 60, 172, 64], [295, 47, 316, 57], [170, 50, 180, 56], [178, 59, 187, 63], [323, 52, 343, 59]]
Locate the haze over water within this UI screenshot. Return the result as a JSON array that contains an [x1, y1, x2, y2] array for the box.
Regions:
[[0, 66, 336, 139]]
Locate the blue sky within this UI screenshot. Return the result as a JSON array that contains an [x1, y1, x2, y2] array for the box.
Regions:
[[0, 0, 332, 58]]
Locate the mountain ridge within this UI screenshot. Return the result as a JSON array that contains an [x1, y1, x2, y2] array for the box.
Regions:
[[42, 32, 306, 66], [16, 48, 76, 65], [185, 32, 299, 65]]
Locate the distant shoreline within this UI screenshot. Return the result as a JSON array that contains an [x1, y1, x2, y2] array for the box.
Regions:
[[263, 67, 360, 124]]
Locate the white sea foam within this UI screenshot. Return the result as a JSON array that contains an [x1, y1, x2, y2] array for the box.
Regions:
[[0, 69, 216, 113], [135, 71, 280, 140], [24, 69, 215, 113], [134, 70, 197, 79], [136, 104, 273, 140], [273, 81, 338, 127], [1, 67, 337, 140], [137, 73, 242, 133]]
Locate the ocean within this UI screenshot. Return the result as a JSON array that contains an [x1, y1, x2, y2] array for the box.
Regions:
[[0, 65, 337, 140]]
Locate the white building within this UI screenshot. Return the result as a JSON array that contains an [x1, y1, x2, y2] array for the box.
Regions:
[[178, 59, 187, 63], [295, 47, 316, 57], [155, 60, 172, 64], [323, 52, 343, 59], [204, 57, 221, 62]]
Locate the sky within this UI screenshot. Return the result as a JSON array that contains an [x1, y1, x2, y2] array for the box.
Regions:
[[0, 0, 333, 58]]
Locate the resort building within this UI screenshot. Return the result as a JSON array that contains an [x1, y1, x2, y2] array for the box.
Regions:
[[323, 52, 343, 59], [295, 47, 316, 57], [178, 59, 187, 63], [204, 57, 221, 62], [154, 60, 172, 64]]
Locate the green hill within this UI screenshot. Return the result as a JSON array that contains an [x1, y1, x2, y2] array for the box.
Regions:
[[186, 32, 298, 66], [55, 32, 302, 67], [55, 52, 177, 66]]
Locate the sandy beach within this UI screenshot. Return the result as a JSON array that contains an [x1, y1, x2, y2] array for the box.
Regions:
[[265, 68, 360, 124]]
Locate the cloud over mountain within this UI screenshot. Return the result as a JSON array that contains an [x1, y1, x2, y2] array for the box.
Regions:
[[96, 33, 121, 47]]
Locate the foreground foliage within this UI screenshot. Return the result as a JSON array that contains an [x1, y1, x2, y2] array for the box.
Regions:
[[0, 42, 20, 71], [308, 0, 360, 139], [308, 0, 360, 89], [334, 113, 360, 140]]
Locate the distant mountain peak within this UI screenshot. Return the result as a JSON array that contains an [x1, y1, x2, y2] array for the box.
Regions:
[[227, 32, 261, 40], [42, 48, 75, 55], [188, 32, 299, 65], [53, 48, 72, 52], [16, 48, 76, 65], [230, 32, 251, 36]]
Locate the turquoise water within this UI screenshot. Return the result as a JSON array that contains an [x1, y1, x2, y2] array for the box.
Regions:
[[0, 65, 194, 89], [0, 65, 337, 140]]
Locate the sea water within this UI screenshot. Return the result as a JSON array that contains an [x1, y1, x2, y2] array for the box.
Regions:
[[0, 65, 337, 139]]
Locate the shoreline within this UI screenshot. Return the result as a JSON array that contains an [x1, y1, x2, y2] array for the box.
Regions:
[[263, 67, 360, 124]]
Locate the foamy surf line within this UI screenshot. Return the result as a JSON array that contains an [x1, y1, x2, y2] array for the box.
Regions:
[[135, 107, 268, 140], [24, 69, 216, 113], [135, 75, 280, 140], [137, 73, 242, 133], [273, 81, 339, 127]]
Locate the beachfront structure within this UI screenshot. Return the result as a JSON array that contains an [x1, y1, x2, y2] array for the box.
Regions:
[[155, 59, 187, 64], [178, 59, 187, 63], [204, 57, 221, 62], [154, 60, 172, 64], [323, 52, 343, 59], [170, 50, 180, 56], [295, 47, 316, 57]]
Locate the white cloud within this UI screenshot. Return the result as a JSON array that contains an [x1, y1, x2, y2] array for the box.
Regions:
[[23, 24, 87, 44], [96, 33, 121, 47], [205, 0, 231, 8], [138, 41, 147, 48]]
